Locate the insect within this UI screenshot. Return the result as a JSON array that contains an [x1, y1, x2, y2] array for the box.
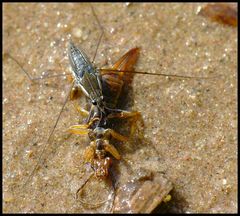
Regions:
[[69, 45, 141, 210], [4, 3, 223, 213], [68, 42, 141, 180]]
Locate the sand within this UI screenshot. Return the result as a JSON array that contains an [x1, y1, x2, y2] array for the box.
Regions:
[[3, 3, 237, 213]]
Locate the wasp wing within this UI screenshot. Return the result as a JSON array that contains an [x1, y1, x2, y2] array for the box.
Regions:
[[100, 48, 140, 109]]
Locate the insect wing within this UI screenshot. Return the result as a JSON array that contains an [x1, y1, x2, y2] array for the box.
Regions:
[[68, 42, 102, 103], [102, 47, 140, 83], [100, 48, 140, 108]]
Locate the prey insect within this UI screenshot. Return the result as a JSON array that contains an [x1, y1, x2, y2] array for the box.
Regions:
[[68, 45, 141, 209], [5, 4, 222, 212], [68, 42, 141, 179], [63, 40, 221, 210]]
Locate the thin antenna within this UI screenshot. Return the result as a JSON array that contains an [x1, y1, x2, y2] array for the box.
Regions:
[[23, 81, 74, 188], [76, 173, 115, 209], [90, 4, 105, 64], [76, 173, 94, 200]]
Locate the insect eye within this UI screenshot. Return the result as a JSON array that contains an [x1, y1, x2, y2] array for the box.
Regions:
[[92, 100, 97, 105]]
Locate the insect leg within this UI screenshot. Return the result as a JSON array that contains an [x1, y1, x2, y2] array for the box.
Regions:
[[5, 52, 71, 81], [107, 110, 141, 119], [103, 140, 121, 160], [23, 81, 74, 188], [90, 4, 105, 64], [83, 145, 95, 163], [70, 85, 83, 101], [72, 102, 89, 117], [68, 115, 100, 135], [108, 110, 144, 138], [68, 124, 90, 135], [105, 129, 128, 142]]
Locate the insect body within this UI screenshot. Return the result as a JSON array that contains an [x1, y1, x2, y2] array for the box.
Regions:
[[68, 41, 105, 113], [68, 44, 140, 180]]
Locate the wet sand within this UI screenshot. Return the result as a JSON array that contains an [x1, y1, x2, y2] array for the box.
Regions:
[[3, 3, 237, 213]]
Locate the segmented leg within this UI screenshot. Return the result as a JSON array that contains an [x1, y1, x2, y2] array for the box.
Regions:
[[70, 86, 90, 117], [87, 116, 101, 128], [83, 144, 95, 163], [108, 110, 144, 138], [70, 86, 83, 101], [107, 110, 141, 119], [105, 129, 128, 142], [73, 102, 89, 117], [68, 124, 90, 135], [103, 141, 121, 160], [68, 115, 100, 135]]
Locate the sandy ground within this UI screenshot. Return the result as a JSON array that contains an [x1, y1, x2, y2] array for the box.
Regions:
[[3, 3, 237, 213]]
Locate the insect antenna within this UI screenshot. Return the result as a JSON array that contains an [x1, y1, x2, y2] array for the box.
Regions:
[[76, 173, 115, 210], [100, 68, 223, 80], [23, 81, 74, 188], [75, 173, 94, 200]]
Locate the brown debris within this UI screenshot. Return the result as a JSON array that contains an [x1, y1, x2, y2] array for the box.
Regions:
[[113, 169, 173, 213], [199, 3, 237, 27]]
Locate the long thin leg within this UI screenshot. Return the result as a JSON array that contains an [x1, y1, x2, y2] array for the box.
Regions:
[[90, 4, 105, 64], [23, 81, 74, 188], [5, 52, 71, 81]]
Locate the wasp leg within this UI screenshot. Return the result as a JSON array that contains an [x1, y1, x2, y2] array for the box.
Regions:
[[68, 124, 90, 135], [104, 141, 121, 160], [70, 86, 83, 100], [88, 116, 101, 128], [83, 144, 95, 163], [68, 115, 100, 135], [69, 85, 90, 116], [107, 110, 141, 119], [108, 110, 144, 138], [105, 129, 128, 142], [72, 102, 89, 117]]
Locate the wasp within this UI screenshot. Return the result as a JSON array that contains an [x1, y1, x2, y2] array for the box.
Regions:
[[4, 4, 222, 213], [67, 38, 219, 210]]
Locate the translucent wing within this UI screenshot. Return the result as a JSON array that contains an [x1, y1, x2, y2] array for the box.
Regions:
[[100, 48, 140, 108]]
